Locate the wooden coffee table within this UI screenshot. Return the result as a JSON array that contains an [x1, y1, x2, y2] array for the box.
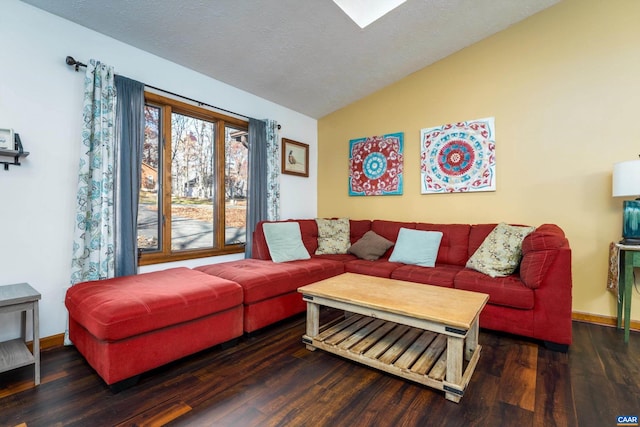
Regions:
[[298, 273, 488, 403]]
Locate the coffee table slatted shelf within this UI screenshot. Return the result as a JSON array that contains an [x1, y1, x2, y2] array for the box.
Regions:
[[300, 273, 487, 402], [305, 313, 479, 397]]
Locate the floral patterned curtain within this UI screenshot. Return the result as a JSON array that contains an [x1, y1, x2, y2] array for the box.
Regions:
[[265, 119, 280, 221], [245, 118, 280, 258], [69, 60, 117, 286]]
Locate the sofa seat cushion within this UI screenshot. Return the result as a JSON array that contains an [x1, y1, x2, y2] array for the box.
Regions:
[[195, 258, 344, 304], [390, 264, 463, 288], [65, 267, 243, 342], [344, 259, 403, 278], [454, 269, 534, 309]]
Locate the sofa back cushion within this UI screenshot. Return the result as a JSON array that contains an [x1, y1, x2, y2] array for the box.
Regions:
[[468, 224, 498, 257], [349, 219, 373, 244], [416, 223, 471, 266]]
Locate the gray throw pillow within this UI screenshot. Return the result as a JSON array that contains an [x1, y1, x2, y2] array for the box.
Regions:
[[348, 230, 394, 261]]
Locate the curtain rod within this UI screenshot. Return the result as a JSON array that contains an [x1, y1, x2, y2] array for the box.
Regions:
[[65, 56, 281, 129]]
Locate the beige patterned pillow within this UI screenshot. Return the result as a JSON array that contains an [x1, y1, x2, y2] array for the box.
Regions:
[[315, 218, 350, 255], [466, 223, 536, 277]]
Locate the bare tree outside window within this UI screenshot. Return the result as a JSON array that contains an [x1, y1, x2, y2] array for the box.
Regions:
[[137, 93, 248, 265], [225, 127, 248, 244]]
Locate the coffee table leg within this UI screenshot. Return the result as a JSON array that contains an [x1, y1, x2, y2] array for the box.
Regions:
[[305, 301, 319, 351], [465, 318, 479, 361], [446, 336, 463, 403]]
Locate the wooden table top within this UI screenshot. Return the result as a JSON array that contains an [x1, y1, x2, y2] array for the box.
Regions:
[[0, 283, 41, 307], [298, 273, 488, 330]]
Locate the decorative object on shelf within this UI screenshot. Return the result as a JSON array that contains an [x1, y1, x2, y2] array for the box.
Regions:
[[0, 128, 14, 150], [612, 158, 640, 244], [281, 138, 309, 177], [349, 132, 404, 196], [420, 117, 495, 194], [0, 132, 29, 170]]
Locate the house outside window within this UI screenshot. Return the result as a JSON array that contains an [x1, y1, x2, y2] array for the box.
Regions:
[[138, 92, 248, 265]]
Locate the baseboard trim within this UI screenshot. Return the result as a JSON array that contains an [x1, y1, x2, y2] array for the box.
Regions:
[[22, 315, 640, 352], [26, 333, 65, 352], [572, 312, 640, 331]]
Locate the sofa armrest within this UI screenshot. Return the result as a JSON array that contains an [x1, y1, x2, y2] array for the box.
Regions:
[[520, 224, 568, 289], [530, 242, 573, 345], [251, 220, 272, 260]]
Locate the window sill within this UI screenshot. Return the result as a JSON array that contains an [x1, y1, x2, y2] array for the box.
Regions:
[[139, 246, 245, 266]]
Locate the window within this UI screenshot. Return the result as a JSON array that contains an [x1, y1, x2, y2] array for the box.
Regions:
[[138, 92, 248, 265]]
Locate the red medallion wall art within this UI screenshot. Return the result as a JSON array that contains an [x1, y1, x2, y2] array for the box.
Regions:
[[349, 132, 403, 196]]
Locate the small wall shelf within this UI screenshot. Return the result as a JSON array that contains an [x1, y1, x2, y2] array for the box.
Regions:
[[0, 134, 29, 171]]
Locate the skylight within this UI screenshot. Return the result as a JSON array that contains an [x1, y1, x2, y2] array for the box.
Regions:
[[332, 0, 407, 28]]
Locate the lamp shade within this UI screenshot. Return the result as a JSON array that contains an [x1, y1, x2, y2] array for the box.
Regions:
[[613, 160, 640, 197]]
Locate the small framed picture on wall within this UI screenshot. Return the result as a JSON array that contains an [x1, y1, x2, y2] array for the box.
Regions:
[[282, 138, 309, 177]]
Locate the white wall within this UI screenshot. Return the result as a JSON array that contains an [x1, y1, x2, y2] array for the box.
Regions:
[[0, 0, 318, 341]]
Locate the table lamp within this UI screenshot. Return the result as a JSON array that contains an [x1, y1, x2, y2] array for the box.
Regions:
[[613, 159, 640, 244]]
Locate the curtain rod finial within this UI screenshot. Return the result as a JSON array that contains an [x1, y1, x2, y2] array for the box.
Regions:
[[65, 56, 86, 72]]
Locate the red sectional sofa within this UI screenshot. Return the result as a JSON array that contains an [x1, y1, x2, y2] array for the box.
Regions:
[[196, 219, 573, 349], [65, 218, 572, 389]]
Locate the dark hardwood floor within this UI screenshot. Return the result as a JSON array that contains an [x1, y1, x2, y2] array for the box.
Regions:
[[1, 309, 639, 427]]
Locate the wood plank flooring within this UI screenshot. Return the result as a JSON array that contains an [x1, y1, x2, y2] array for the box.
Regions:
[[0, 309, 638, 427]]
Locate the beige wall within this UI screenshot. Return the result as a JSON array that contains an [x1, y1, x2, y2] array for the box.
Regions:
[[317, 0, 640, 322]]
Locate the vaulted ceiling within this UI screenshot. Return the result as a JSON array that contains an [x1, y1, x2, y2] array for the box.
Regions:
[[21, 0, 559, 118]]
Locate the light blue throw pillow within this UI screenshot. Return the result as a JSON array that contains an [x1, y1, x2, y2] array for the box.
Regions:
[[263, 222, 311, 263], [389, 228, 443, 267]]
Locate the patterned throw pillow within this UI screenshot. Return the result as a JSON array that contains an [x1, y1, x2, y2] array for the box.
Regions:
[[466, 222, 536, 277], [315, 218, 350, 255]]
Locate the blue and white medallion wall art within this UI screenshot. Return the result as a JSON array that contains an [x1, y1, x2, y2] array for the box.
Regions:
[[420, 117, 496, 194]]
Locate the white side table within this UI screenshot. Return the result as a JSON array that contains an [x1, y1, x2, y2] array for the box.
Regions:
[[0, 283, 41, 385]]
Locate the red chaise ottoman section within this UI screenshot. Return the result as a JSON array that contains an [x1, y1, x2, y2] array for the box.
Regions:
[[65, 267, 244, 386], [195, 258, 344, 333]]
